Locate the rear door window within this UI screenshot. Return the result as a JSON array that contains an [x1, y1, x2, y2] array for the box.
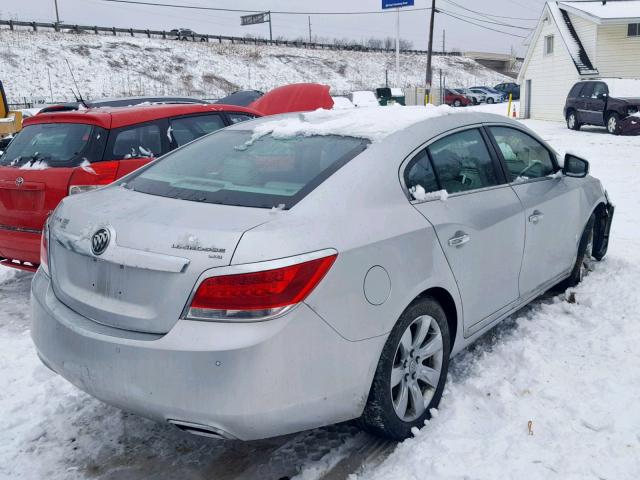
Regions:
[[427, 129, 501, 194], [591, 82, 608, 99], [125, 130, 369, 209], [170, 114, 226, 146], [579, 82, 594, 98], [0, 123, 107, 168], [404, 150, 439, 196], [105, 122, 165, 160], [488, 126, 556, 181]]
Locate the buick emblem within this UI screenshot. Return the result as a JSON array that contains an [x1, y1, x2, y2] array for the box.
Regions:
[[91, 228, 110, 256], [15, 177, 24, 187]]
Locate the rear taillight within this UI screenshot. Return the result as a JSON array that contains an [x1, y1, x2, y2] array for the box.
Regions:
[[40, 220, 49, 275], [68, 161, 119, 195], [187, 253, 337, 321]]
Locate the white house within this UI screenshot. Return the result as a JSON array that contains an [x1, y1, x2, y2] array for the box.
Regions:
[[518, 0, 640, 121]]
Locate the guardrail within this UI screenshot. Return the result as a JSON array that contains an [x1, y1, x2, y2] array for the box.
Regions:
[[0, 19, 460, 57]]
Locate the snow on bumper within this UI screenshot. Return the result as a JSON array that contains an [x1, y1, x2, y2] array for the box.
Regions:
[[30, 269, 384, 441]]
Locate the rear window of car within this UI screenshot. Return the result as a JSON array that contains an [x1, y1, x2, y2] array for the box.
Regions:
[[0, 123, 107, 168], [170, 114, 226, 146], [124, 130, 369, 209]]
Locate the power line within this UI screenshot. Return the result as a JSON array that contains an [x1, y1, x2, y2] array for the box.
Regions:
[[438, 7, 533, 30], [441, 0, 538, 21], [97, 0, 433, 16], [438, 10, 529, 38]]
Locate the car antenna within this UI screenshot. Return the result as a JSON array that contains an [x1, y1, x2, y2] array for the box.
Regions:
[[65, 58, 88, 108]]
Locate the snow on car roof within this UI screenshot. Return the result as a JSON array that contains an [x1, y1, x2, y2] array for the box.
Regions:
[[250, 105, 455, 143]]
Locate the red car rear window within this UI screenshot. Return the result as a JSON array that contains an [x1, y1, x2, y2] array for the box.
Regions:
[[1, 123, 107, 168]]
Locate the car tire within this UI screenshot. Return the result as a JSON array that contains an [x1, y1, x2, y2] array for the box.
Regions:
[[359, 297, 450, 441], [487, 98, 494, 104], [454, 99, 461, 107], [606, 112, 620, 135], [559, 214, 595, 290], [567, 110, 581, 131]]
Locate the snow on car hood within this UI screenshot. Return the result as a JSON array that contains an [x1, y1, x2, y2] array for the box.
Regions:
[[251, 104, 455, 142]]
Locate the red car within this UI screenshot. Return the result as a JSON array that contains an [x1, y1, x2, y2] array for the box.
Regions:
[[0, 83, 335, 271], [445, 89, 472, 107], [0, 103, 261, 271]]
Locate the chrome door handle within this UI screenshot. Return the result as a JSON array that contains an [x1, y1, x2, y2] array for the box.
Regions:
[[448, 231, 470, 247], [528, 210, 544, 224]]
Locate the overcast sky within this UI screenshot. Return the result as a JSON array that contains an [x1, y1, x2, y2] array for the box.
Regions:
[[2, 0, 549, 54]]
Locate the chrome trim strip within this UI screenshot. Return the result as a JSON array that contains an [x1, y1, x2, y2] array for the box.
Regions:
[[51, 226, 190, 273], [0, 224, 41, 235]]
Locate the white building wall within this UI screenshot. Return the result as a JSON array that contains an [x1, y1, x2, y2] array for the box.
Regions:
[[520, 12, 580, 121], [568, 13, 598, 64], [596, 23, 640, 78]]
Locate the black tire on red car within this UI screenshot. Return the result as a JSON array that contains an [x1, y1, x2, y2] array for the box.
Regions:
[[454, 99, 461, 107]]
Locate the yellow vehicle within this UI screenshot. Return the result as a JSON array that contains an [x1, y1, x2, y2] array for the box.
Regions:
[[0, 81, 22, 149]]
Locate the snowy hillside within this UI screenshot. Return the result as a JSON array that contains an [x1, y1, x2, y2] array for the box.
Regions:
[[0, 29, 508, 103]]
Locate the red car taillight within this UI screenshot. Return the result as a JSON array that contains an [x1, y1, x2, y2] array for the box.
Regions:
[[187, 253, 337, 321], [68, 161, 119, 195], [40, 221, 49, 275]]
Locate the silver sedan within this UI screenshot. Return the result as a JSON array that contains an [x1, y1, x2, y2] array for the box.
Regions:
[[31, 109, 614, 441]]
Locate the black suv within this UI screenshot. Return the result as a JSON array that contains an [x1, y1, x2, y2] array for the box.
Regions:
[[494, 82, 520, 100], [564, 79, 640, 134]]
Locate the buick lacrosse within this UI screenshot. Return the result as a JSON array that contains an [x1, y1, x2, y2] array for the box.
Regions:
[[31, 107, 614, 441]]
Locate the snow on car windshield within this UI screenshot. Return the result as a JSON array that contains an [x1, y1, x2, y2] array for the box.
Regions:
[[251, 104, 455, 143]]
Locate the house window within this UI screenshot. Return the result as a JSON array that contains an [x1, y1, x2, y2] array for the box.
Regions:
[[629, 23, 640, 37], [544, 35, 554, 55]]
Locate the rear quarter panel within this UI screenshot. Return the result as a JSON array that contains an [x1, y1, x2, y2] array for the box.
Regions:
[[230, 141, 463, 345]]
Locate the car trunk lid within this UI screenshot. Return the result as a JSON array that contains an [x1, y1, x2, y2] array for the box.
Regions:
[[49, 187, 273, 334]]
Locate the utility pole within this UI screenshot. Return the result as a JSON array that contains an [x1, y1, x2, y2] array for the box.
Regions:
[[395, 7, 400, 87], [425, 0, 436, 89], [308, 16, 312, 43], [268, 11, 273, 42], [53, 0, 60, 24]]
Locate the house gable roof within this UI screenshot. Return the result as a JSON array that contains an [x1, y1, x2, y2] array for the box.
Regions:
[[518, 1, 599, 82], [559, 1, 640, 24]]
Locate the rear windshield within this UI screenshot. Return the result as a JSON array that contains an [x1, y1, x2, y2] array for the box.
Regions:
[[0, 123, 107, 168], [124, 130, 369, 209]]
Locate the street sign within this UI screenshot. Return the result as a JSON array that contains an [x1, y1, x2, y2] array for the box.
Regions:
[[382, 0, 414, 9], [241, 12, 270, 26]]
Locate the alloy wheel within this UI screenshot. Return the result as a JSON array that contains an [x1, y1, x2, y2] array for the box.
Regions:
[[390, 315, 444, 422], [607, 116, 617, 134], [568, 113, 576, 129]]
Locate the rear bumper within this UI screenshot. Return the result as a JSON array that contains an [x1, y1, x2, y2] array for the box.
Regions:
[[30, 270, 384, 440], [0, 228, 40, 268]]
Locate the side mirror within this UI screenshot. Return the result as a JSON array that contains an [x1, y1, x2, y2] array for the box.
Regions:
[[563, 154, 589, 178], [597, 92, 607, 100]]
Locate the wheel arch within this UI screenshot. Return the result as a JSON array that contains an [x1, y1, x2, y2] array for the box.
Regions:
[[414, 286, 458, 353]]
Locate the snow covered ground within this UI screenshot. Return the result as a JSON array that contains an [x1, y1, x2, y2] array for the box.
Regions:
[[1, 104, 639, 479], [0, 28, 508, 103]]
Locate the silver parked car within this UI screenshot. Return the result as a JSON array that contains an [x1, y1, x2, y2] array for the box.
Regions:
[[31, 109, 614, 441]]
